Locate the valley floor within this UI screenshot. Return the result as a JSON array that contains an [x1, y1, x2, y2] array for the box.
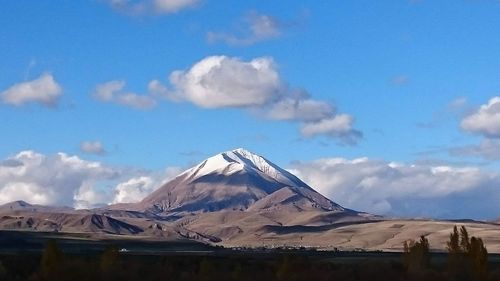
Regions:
[[211, 219, 500, 253], [2, 229, 500, 280], [0, 240, 500, 281], [2, 214, 500, 253]]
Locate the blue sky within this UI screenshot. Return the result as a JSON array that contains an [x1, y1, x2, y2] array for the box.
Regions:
[[2, 0, 500, 218]]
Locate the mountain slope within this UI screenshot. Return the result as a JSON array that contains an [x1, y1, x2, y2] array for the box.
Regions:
[[133, 148, 345, 214]]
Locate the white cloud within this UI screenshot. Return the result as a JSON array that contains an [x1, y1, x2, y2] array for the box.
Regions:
[[290, 157, 500, 218], [0, 151, 118, 207], [300, 114, 362, 144], [107, 0, 198, 15], [116, 92, 157, 109], [93, 80, 157, 110], [1, 73, 62, 107], [98, 55, 361, 143], [266, 96, 335, 122], [153, 0, 198, 13], [80, 141, 106, 155], [207, 11, 282, 46], [94, 80, 123, 101], [148, 79, 170, 98], [112, 167, 182, 204], [450, 139, 500, 160], [163, 55, 361, 143], [446, 97, 500, 162], [461, 96, 500, 138], [168, 56, 283, 108], [113, 176, 155, 204], [73, 182, 110, 209], [0, 150, 183, 208]]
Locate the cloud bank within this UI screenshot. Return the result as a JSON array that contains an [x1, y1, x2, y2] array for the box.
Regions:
[[1, 150, 499, 219], [290, 157, 500, 219], [0, 151, 117, 208], [0, 151, 179, 209]]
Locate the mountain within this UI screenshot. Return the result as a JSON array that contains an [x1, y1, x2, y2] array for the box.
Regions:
[[3, 148, 500, 252], [130, 148, 345, 215], [0, 200, 74, 214], [0, 212, 143, 235], [0, 148, 363, 242]]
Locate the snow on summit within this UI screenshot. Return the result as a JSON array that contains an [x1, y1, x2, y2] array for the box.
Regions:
[[183, 148, 304, 188]]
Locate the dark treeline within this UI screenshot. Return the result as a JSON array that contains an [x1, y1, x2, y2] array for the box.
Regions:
[[0, 225, 498, 281], [403, 225, 490, 281]]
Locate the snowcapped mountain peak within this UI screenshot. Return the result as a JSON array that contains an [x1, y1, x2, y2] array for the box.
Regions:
[[138, 148, 344, 214], [231, 147, 251, 154], [181, 148, 306, 188]]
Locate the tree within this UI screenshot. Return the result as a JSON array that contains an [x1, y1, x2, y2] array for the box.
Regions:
[[447, 225, 489, 281], [403, 235, 430, 272], [447, 225, 465, 280], [403, 240, 410, 266], [420, 235, 430, 266], [469, 237, 488, 281], [447, 225, 460, 254], [460, 225, 471, 253]]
